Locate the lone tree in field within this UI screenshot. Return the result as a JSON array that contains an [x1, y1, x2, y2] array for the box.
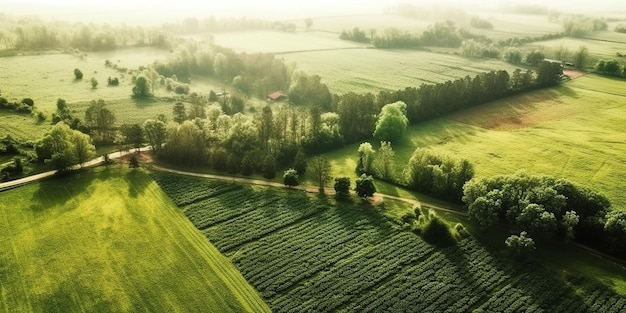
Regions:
[[74, 68, 83, 80], [305, 18, 313, 29], [334, 177, 351, 200], [355, 174, 376, 199], [132, 75, 152, 98], [373, 101, 409, 142], [309, 156, 331, 195], [90, 77, 98, 89], [283, 168, 299, 187]]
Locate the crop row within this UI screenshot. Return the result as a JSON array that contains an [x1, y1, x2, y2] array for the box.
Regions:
[[203, 199, 326, 252], [151, 173, 241, 206], [269, 231, 434, 313], [184, 190, 282, 229]]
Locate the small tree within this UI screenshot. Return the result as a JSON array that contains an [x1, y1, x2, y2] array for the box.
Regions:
[[283, 168, 299, 187], [505, 231, 536, 257], [90, 77, 98, 89], [305, 18, 313, 29], [422, 217, 455, 247], [334, 177, 351, 199], [129, 154, 139, 168], [74, 68, 83, 80], [373, 101, 409, 142], [355, 174, 376, 199], [132, 75, 152, 98], [572, 46, 589, 69], [309, 156, 331, 195]]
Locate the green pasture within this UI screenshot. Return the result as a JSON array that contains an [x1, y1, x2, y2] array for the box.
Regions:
[[525, 37, 626, 62], [324, 74, 626, 211], [281, 49, 522, 94], [212, 30, 367, 54], [470, 12, 562, 41], [302, 14, 433, 34], [0, 48, 171, 110], [0, 166, 269, 312]]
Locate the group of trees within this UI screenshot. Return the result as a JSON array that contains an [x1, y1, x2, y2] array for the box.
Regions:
[[368, 21, 482, 49], [595, 59, 626, 77], [463, 171, 626, 258], [0, 97, 35, 114], [562, 15, 608, 37], [34, 122, 96, 171], [0, 15, 175, 51]]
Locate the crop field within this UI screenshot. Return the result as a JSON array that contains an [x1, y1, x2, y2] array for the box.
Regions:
[[303, 14, 433, 34], [470, 13, 563, 41], [154, 172, 626, 312], [0, 167, 269, 312], [212, 30, 368, 54], [524, 37, 626, 61], [281, 49, 522, 94]]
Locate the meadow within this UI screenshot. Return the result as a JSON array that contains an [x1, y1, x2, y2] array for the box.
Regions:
[[154, 172, 626, 312], [524, 36, 626, 61], [323, 74, 626, 211], [0, 166, 269, 312]]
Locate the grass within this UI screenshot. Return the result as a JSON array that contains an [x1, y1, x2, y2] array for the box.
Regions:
[[321, 74, 626, 213], [0, 166, 269, 312], [524, 36, 626, 62], [212, 30, 368, 53], [470, 12, 563, 41]]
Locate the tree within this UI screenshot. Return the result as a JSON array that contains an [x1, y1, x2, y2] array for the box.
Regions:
[[90, 77, 98, 89], [305, 18, 313, 29], [572, 46, 589, 69], [372, 141, 395, 180], [525, 50, 545, 66], [35, 122, 95, 171], [293, 148, 307, 175], [142, 119, 167, 152], [74, 68, 83, 80], [536, 61, 563, 87], [173, 102, 187, 124], [309, 156, 331, 194], [516, 203, 557, 236], [422, 217, 455, 247], [356, 142, 375, 174], [241, 155, 254, 176], [283, 168, 299, 187], [467, 190, 502, 230], [561, 210, 580, 240], [355, 174, 376, 199], [132, 75, 152, 98], [288, 74, 332, 110], [505, 231, 535, 257], [373, 101, 408, 141], [121, 124, 143, 151], [129, 154, 140, 168], [553, 45, 569, 61], [334, 177, 351, 200], [85, 99, 116, 143], [262, 154, 277, 179]]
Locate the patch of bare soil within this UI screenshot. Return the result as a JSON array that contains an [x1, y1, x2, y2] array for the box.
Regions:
[[563, 69, 585, 79], [117, 151, 154, 165]]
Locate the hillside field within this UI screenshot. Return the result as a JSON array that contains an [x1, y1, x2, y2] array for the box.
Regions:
[[0, 167, 269, 312], [322, 74, 626, 211], [154, 172, 626, 312]]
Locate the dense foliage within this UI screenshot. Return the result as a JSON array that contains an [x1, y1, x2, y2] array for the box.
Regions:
[[562, 16, 608, 37], [595, 59, 626, 77], [463, 172, 626, 258]]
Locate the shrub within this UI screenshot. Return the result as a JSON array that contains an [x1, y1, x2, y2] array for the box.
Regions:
[[421, 217, 456, 247]]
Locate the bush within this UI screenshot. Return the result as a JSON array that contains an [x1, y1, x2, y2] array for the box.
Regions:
[[616, 23, 626, 33], [74, 68, 83, 80], [470, 16, 493, 29], [421, 217, 456, 247]]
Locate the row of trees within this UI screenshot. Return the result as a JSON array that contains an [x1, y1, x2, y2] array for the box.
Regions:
[[595, 59, 626, 77], [463, 171, 626, 258]]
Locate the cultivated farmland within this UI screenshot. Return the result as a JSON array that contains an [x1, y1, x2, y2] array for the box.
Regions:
[[154, 172, 626, 312], [0, 167, 269, 312]]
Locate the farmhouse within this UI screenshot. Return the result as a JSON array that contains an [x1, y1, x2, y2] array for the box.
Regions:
[[267, 91, 286, 101]]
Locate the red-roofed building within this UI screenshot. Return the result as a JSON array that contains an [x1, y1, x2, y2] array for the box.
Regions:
[[267, 91, 286, 101]]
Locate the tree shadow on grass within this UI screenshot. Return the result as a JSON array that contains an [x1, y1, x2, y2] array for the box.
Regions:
[[30, 169, 96, 213], [124, 169, 151, 198]]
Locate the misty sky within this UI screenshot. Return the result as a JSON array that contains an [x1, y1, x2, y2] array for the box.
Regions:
[[1, 0, 623, 24]]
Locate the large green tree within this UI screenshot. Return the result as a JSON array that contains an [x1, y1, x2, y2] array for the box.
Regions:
[[132, 75, 152, 98], [355, 174, 376, 199], [143, 119, 167, 152], [373, 101, 408, 141], [35, 122, 95, 171]]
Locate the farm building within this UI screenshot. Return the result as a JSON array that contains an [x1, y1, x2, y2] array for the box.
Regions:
[[267, 91, 286, 101]]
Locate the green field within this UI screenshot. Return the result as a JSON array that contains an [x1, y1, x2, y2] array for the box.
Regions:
[[324, 74, 626, 211], [281, 49, 523, 94], [212, 30, 368, 53], [154, 172, 626, 312], [525, 36, 626, 61], [470, 12, 563, 41], [0, 167, 269, 312]]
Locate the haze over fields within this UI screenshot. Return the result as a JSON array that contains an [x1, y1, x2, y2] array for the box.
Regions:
[[1, 0, 622, 24]]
